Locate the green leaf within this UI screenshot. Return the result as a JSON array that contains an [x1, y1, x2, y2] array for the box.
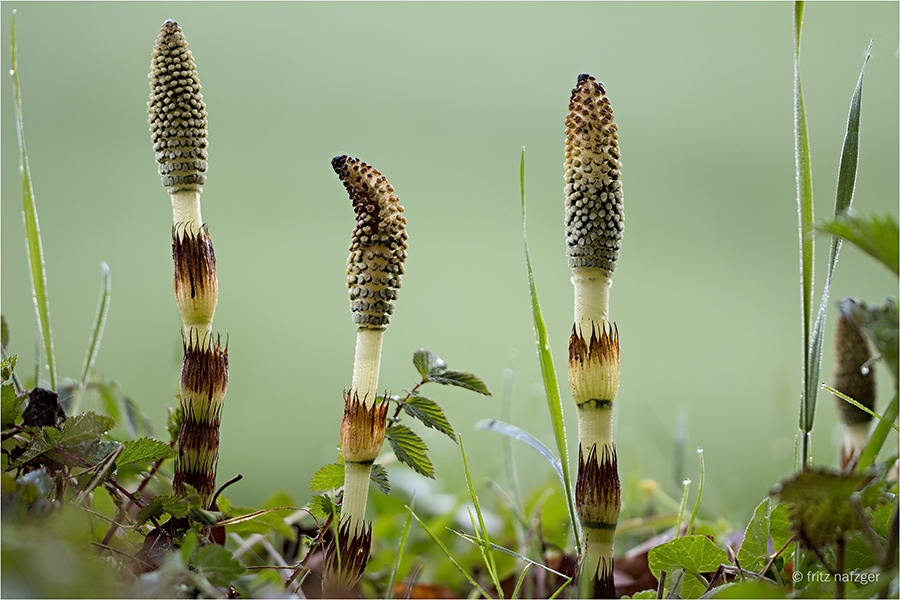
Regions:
[[308, 494, 335, 520], [771, 467, 886, 550], [519, 148, 579, 555], [620, 591, 657, 600], [9, 426, 61, 469], [135, 494, 189, 526], [426, 369, 491, 396], [191, 543, 245, 587], [707, 581, 784, 598], [1, 353, 16, 383], [412, 349, 447, 378], [12, 14, 56, 391], [768, 502, 793, 556], [737, 498, 771, 574], [475, 419, 564, 487], [648, 534, 727, 599], [819, 213, 899, 277], [370, 463, 391, 496], [80, 262, 111, 385], [122, 394, 155, 438], [218, 507, 296, 538], [118, 437, 174, 466], [2, 384, 24, 428], [166, 405, 182, 444], [386, 424, 434, 479], [56, 412, 115, 447], [403, 394, 455, 440], [308, 462, 345, 491]]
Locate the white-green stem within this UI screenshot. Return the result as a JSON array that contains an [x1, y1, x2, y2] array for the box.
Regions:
[[171, 189, 203, 236], [351, 327, 385, 408], [572, 268, 611, 327]]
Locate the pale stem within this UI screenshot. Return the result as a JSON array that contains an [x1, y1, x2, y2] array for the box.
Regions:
[[342, 461, 373, 534], [572, 267, 611, 331], [352, 327, 385, 407], [171, 189, 203, 238], [582, 526, 614, 584], [577, 409, 615, 454]]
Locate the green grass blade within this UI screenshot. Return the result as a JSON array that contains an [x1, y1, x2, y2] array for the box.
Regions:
[[476, 418, 565, 488], [70, 263, 112, 415], [451, 530, 571, 580], [793, 0, 814, 467], [406, 506, 491, 598], [460, 435, 503, 598], [11, 13, 56, 390], [511, 562, 531, 600], [822, 384, 898, 431], [803, 41, 872, 439], [855, 390, 899, 472], [81, 262, 111, 385], [518, 148, 580, 554], [385, 508, 412, 599], [687, 448, 704, 535]]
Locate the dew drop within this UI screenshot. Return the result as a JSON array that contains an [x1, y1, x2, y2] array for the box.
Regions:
[[9, 69, 14, 76], [683, 478, 692, 486], [861, 366, 870, 375], [697, 446, 704, 454]]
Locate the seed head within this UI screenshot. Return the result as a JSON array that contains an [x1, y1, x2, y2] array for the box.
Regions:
[[565, 73, 624, 274], [149, 20, 208, 191], [333, 156, 408, 328]]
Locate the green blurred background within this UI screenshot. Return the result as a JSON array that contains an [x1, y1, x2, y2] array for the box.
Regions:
[[2, 2, 897, 529]]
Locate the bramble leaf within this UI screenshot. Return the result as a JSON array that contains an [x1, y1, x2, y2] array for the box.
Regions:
[[818, 212, 899, 276], [370, 463, 391, 496], [118, 437, 174, 466], [413, 349, 447, 378], [192, 543, 245, 587], [308, 494, 335, 520], [404, 393, 455, 441], [426, 369, 491, 396], [1, 353, 16, 382], [136, 494, 189, 526], [56, 412, 115, 447], [386, 424, 434, 479], [308, 462, 345, 492], [2, 384, 23, 428]]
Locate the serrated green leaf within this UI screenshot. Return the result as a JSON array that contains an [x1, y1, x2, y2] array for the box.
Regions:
[[819, 213, 899, 276], [621, 591, 657, 599], [308, 494, 335, 520], [135, 494, 189, 526], [191, 543, 245, 586], [2, 384, 24, 428], [648, 535, 727, 599], [412, 349, 447, 378], [9, 426, 61, 469], [370, 462, 391, 496], [308, 462, 345, 491], [403, 394, 455, 440], [59, 439, 120, 467], [386, 424, 434, 479], [118, 437, 174, 466], [218, 507, 296, 539], [737, 498, 771, 574], [426, 369, 491, 396], [1, 353, 16, 382], [57, 412, 115, 446]]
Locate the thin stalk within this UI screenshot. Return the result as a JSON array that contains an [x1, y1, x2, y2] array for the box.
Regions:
[[71, 262, 112, 415], [11, 12, 57, 391]]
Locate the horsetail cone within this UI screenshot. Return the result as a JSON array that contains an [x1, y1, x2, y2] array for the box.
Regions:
[[566, 73, 623, 598], [149, 20, 209, 234], [833, 298, 876, 458]]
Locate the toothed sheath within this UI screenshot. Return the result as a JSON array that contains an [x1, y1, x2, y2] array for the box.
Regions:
[[565, 73, 623, 598], [324, 156, 407, 594], [149, 21, 226, 509]]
